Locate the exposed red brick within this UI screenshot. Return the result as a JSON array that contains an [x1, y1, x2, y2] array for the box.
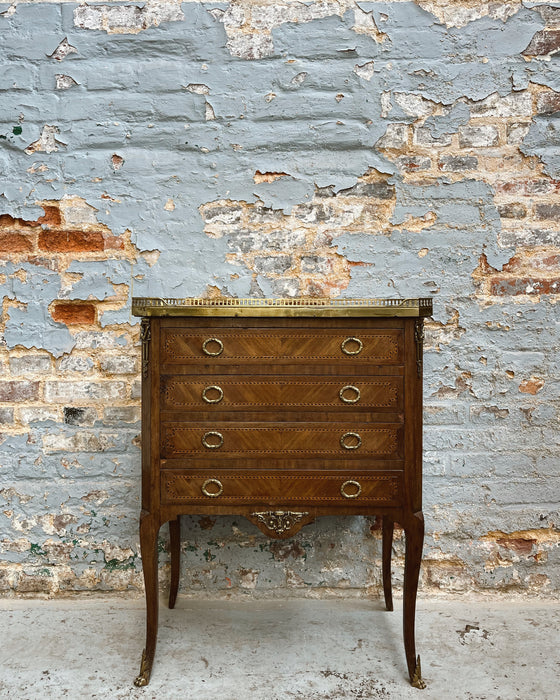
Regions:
[[495, 180, 560, 196], [104, 235, 124, 250], [475, 252, 498, 276], [523, 29, 560, 56], [38, 205, 62, 227], [535, 203, 560, 221], [502, 253, 560, 272], [490, 277, 560, 295], [0, 381, 39, 402], [497, 203, 526, 219], [499, 258, 520, 273], [496, 536, 536, 556], [51, 303, 96, 325], [0, 232, 34, 253], [38, 230, 104, 252], [26, 256, 59, 271], [519, 377, 545, 395], [112, 154, 124, 170], [0, 213, 40, 230], [536, 90, 560, 115]]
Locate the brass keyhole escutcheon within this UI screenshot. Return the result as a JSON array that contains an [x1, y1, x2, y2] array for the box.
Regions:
[[202, 431, 224, 449], [341, 337, 363, 355], [340, 432, 362, 450], [202, 337, 224, 356], [202, 385, 224, 404], [339, 385, 361, 404], [201, 478, 223, 498], [340, 480, 362, 499]]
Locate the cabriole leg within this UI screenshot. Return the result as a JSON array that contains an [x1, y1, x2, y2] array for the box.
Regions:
[[134, 510, 160, 687], [382, 516, 394, 612], [403, 511, 425, 689]]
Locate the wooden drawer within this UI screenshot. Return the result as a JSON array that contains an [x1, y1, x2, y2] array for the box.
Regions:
[[161, 328, 403, 366], [161, 470, 402, 505], [161, 375, 403, 412], [162, 422, 402, 459]]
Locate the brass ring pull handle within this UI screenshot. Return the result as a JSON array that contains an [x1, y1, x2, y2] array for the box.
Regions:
[[202, 431, 224, 449], [202, 338, 224, 356], [340, 432, 362, 450], [339, 385, 361, 404], [340, 480, 362, 499], [201, 478, 223, 498], [202, 385, 224, 404], [341, 337, 363, 355]]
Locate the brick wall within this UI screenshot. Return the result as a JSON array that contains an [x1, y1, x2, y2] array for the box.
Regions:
[[0, 0, 559, 597]]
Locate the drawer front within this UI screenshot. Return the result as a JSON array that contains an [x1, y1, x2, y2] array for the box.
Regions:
[[161, 328, 402, 365], [162, 423, 402, 459], [161, 376, 402, 412], [161, 470, 402, 505]]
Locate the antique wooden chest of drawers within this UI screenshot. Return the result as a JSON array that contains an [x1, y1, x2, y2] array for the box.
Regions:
[[131, 296, 432, 689]]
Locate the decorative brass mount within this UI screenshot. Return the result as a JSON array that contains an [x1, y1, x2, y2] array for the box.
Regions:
[[414, 319, 425, 378], [251, 510, 309, 535], [140, 318, 151, 379], [411, 655, 426, 689], [134, 649, 151, 687]]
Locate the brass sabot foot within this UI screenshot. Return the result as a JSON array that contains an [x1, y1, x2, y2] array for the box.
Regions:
[[134, 649, 152, 687], [134, 674, 149, 688], [410, 655, 426, 689]]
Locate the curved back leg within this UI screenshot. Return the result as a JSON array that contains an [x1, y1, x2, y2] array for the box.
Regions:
[[382, 516, 394, 612], [168, 516, 181, 609]]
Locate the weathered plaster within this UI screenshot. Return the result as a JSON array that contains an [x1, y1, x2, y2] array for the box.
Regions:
[[1, 2, 556, 317], [1, 1, 559, 597]]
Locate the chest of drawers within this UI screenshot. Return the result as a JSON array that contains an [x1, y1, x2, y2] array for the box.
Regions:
[[131, 297, 432, 689]]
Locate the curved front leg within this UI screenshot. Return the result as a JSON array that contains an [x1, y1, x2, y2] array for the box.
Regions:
[[134, 510, 160, 687], [403, 511, 425, 689], [382, 516, 394, 612]]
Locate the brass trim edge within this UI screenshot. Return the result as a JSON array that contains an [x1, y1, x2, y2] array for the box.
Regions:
[[132, 297, 433, 318]]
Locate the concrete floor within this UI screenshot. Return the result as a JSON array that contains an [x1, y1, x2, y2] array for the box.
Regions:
[[0, 596, 558, 699]]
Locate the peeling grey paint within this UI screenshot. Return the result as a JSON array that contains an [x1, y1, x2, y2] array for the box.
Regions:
[[1, 2, 560, 597], [520, 115, 560, 177], [3, 264, 74, 356], [341, 178, 506, 301], [1, 2, 553, 328]]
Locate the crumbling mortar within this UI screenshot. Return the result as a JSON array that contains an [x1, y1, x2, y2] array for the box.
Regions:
[[1, 0, 560, 596]]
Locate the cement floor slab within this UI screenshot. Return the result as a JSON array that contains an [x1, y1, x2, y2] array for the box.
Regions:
[[0, 597, 558, 699]]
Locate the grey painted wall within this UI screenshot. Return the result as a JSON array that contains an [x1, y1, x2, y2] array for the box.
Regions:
[[0, 1, 559, 596]]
